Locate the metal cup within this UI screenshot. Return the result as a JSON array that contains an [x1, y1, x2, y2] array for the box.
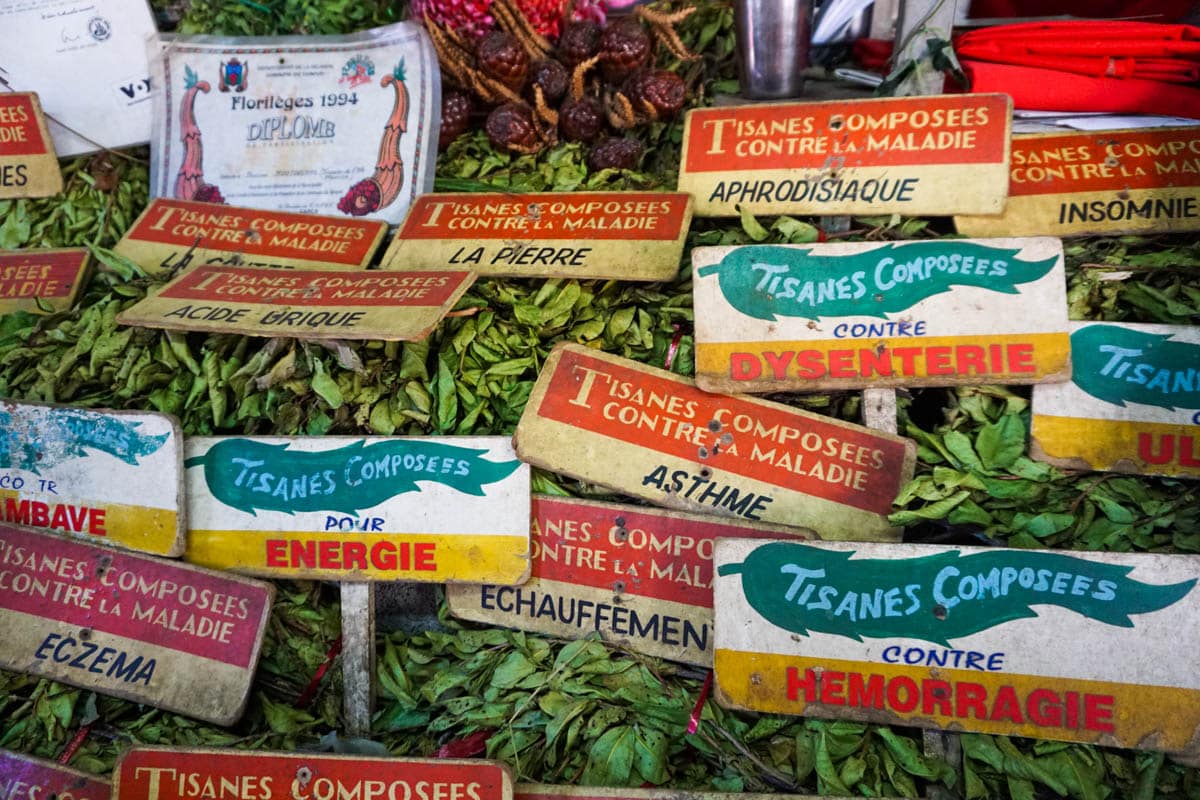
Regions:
[[734, 0, 814, 99]]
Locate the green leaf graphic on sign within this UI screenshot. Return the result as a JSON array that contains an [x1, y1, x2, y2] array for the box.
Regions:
[[717, 542, 1195, 645], [0, 410, 168, 475], [185, 439, 520, 515], [695, 242, 1058, 321], [1071, 325, 1200, 411]]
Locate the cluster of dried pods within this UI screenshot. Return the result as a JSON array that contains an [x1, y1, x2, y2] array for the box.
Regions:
[[428, 0, 697, 170]]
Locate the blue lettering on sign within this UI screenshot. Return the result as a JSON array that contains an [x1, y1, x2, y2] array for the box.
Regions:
[[881, 645, 1006, 671], [833, 321, 929, 339], [33, 632, 157, 685], [323, 516, 385, 531]]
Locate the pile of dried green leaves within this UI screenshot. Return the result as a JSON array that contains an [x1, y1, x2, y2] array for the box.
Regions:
[[2, 2, 1199, 798]]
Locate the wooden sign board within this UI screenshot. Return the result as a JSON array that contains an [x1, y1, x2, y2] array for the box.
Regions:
[[0, 93, 62, 199], [956, 127, 1200, 237], [0, 400, 184, 556], [692, 238, 1071, 393], [678, 93, 1011, 217], [714, 538, 1200, 755], [514, 343, 915, 540], [447, 495, 811, 666], [184, 436, 530, 582], [0, 749, 110, 800], [1032, 321, 1200, 479], [150, 23, 438, 224], [115, 199, 388, 276], [115, 265, 474, 341], [0, 525, 273, 725], [0, 249, 89, 314], [115, 750, 512, 800], [382, 192, 693, 281]]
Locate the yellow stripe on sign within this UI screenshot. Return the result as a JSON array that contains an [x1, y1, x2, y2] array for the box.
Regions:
[[696, 332, 1071, 389], [187, 530, 531, 583], [714, 650, 1200, 752], [1033, 415, 1200, 478], [0, 489, 181, 556]]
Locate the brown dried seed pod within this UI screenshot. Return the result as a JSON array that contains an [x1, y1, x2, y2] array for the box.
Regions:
[[560, 95, 605, 142], [599, 18, 651, 85], [558, 19, 602, 67], [530, 59, 569, 104], [439, 90, 473, 150], [477, 31, 530, 91], [486, 102, 542, 154], [588, 137, 644, 171], [625, 69, 685, 120]]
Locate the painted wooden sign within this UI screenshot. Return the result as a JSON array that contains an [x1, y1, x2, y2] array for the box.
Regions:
[[0, 249, 89, 314], [114, 749, 512, 800], [447, 495, 811, 665], [0, 93, 62, 199], [956, 127, 1200, 237], [0, 749, 110, 800], [678, 93, 1011, 217], [0, 525, 273, 725], [150, 23, 438, 225], [184, 436, 530, 582], [517, 785, 843, 800], [115, 199, 388, 276], [1032, 322, 1200, 479], [115, 266, 474, 341], [514, 344, 915, 539], [0, 400, 184, 557], [692, 238, 1071, 393], [714, 538, 1200, 755], [382, 192, 693, 280]]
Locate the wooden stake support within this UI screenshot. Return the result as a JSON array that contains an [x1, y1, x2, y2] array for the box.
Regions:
[[340, 582, 376, 737]]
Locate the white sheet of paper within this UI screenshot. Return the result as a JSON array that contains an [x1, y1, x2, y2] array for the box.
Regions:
[[0, 0, 156, 156]]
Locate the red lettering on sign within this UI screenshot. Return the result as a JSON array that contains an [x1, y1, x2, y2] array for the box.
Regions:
[[785, 666, 1118, 733], [536, 348, 908, 515], [0, 95, 48, 157], [262, 537, 437, 573]]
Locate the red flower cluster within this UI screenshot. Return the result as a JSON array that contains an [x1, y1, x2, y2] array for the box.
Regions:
[[412, 0, 605, 40]]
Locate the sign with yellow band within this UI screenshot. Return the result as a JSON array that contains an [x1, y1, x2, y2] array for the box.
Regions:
[[714, 538, 1200, 755], [956, 127, 1200, 237], [0, 400, 184, 556], [692, 238, 1071, 394], [184, 436, 530, 582], [1032, 321, 1200, 478]]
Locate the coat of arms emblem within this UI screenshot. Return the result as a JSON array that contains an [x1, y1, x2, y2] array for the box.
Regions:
[[219, 58, 247, 92]]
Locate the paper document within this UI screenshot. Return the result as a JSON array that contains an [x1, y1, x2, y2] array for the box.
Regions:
[[0, 0, 157, 156]]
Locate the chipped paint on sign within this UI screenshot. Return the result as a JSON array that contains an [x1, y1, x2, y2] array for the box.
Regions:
[[184, 436, 530, 582], [679, 94, 1011, 217], [692, 238, 1071, 393], [0, 525, 273, 725], [1032, 321, 1200, 478], [0, 749, 110, 800], [0, 400, 184, 556], [115, 199, 388, 276], [447, 495, 811, 665], [115, 266, 474, 341], [0, 93, 62, 199], [714, 538, 1200, 755], [114, 748, 513, 800], [382, 191, 693, 280], [0, 249, 90, 314], [956, 127, 1200, 237], [514, 343, 914, 540]]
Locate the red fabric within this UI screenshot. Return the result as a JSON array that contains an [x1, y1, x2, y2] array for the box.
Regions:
[[961, 59, 1200, 113], [968, 0, 1194, 22]]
